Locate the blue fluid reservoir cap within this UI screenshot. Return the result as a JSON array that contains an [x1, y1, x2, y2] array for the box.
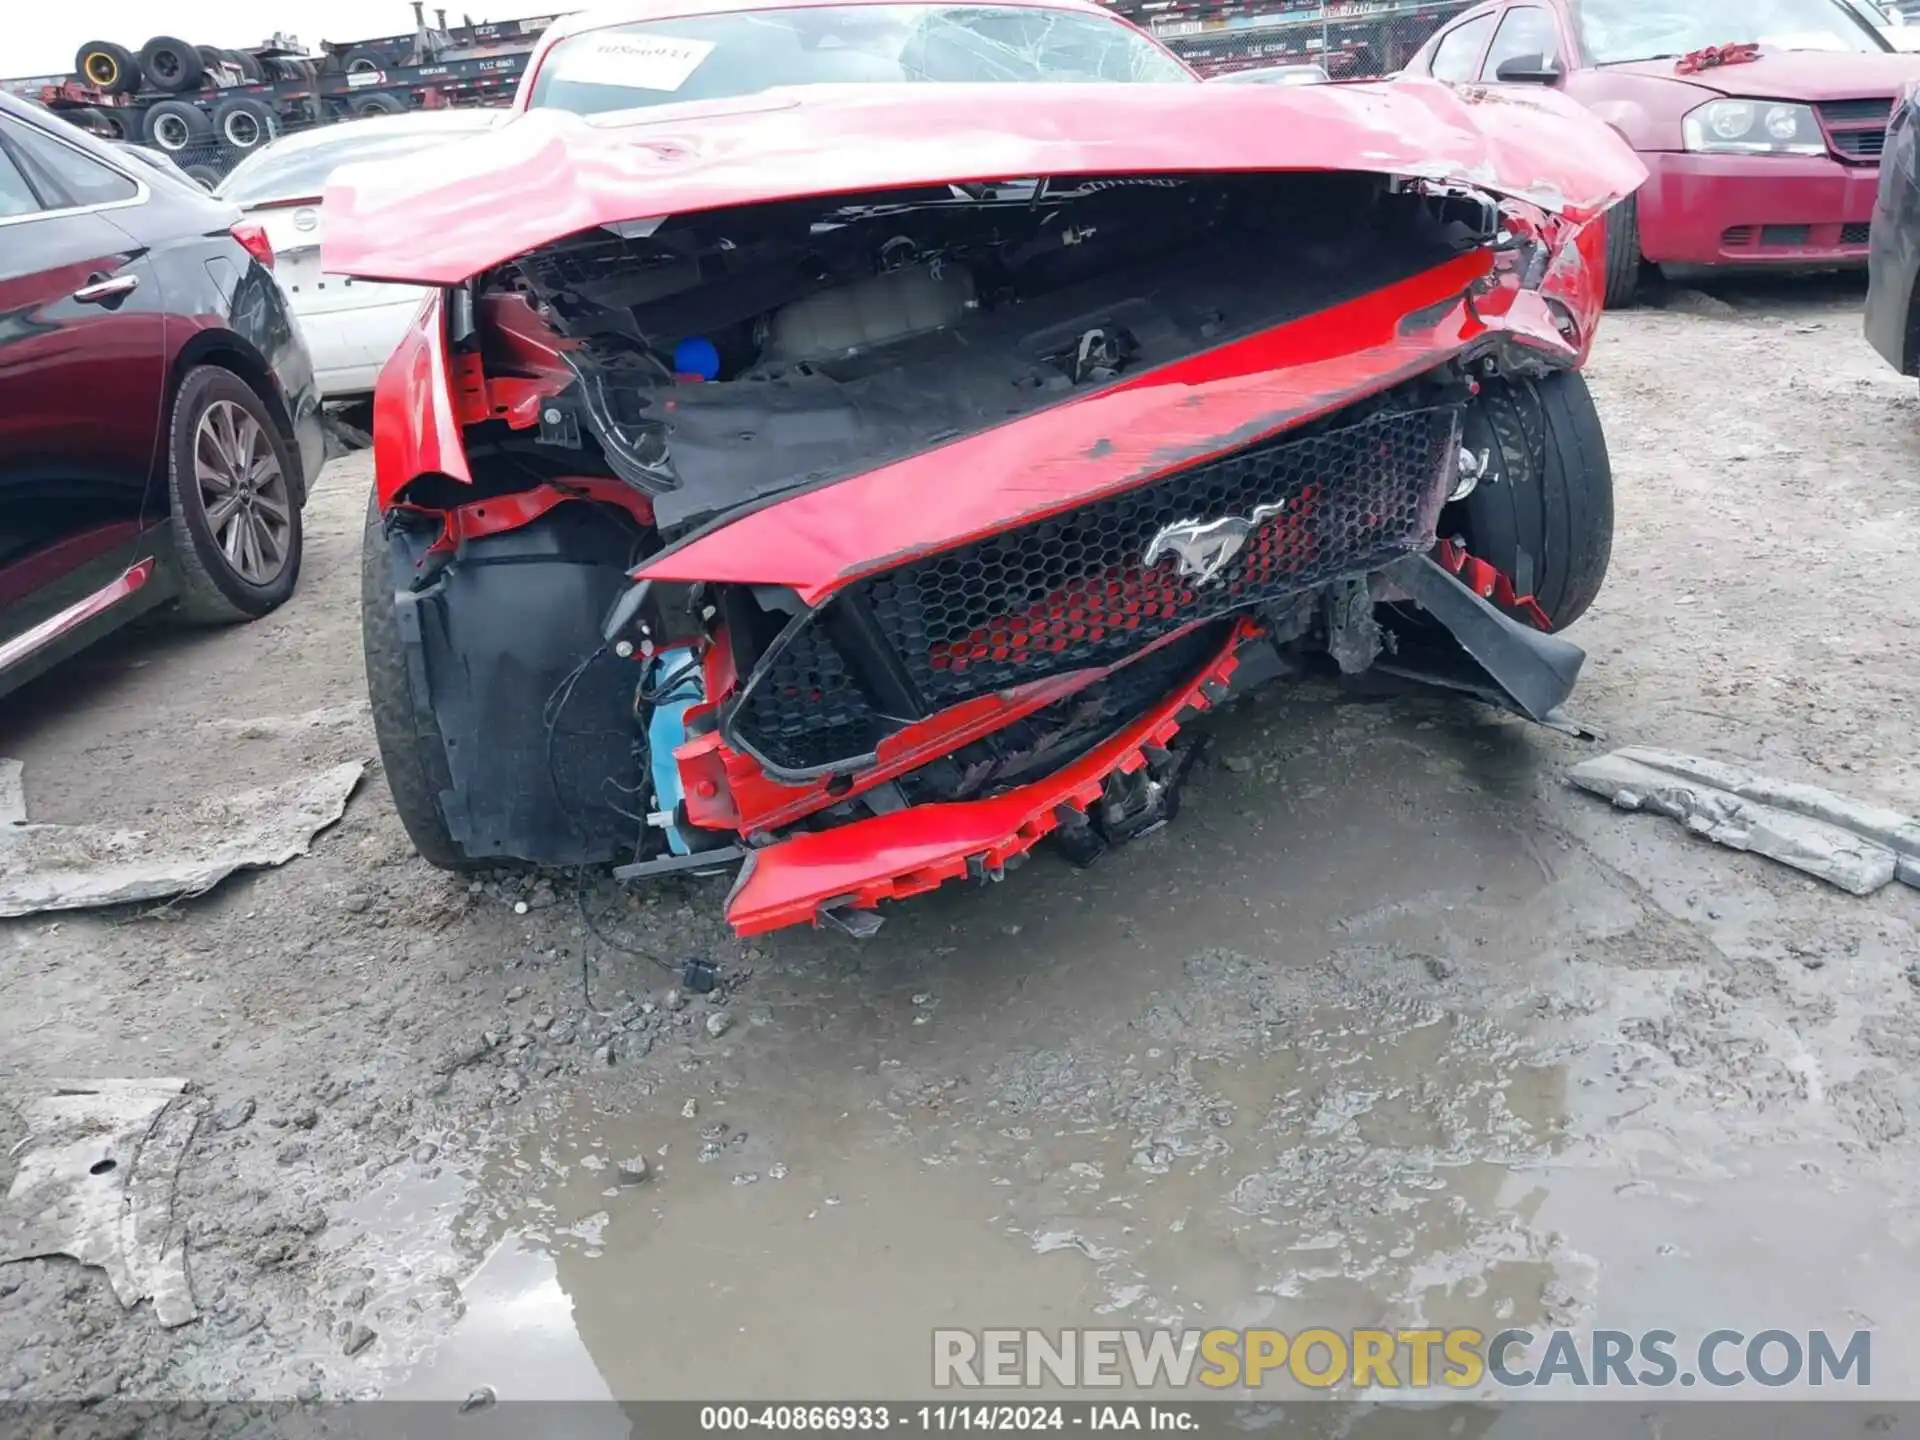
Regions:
[[673, 337, 721, 381]]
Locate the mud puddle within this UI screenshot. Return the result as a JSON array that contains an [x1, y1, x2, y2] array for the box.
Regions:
[[390, 1088, 1111, 1399], [391, 692, 1920, 1404]]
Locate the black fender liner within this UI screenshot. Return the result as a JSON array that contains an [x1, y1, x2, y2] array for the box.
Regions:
[[1378, 553, 1586, 724], [385, 505, 640, 866]]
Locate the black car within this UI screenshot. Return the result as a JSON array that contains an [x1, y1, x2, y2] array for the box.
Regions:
[[0, 92, 324, 698], [1867, 82, 1920, 388]]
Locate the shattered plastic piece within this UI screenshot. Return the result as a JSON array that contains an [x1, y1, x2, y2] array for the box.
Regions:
[[0, 761, 363, 917], [1570, 748, 1918, 896], [0, 1080, 202, 1327], [1676, 42, 1761, 76]]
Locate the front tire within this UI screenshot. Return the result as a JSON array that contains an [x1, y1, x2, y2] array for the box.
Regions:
[[1457, 372, 1613, 631], [361, 492, 479, 871], [1602, 193, 1644, 309], [167, 366, 303, 623]]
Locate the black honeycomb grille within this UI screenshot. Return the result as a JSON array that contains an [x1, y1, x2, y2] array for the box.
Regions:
[[896, 621, 1234, 805], [730, 405, 1455, 774], [732, 621, 882, 772], [860, 406, 1455, 707]]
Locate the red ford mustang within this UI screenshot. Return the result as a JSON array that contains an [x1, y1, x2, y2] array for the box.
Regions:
[[1403, 0, 1920, 305], [325, 0, 1643, 937]]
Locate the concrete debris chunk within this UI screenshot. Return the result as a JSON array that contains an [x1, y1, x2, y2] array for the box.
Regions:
[[1570, 747, 1919, 897], [0, 761, 363, 917], [0, 1080, 203, 1327]]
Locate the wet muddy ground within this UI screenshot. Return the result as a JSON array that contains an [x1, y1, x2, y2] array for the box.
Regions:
[[2, 278, 1918, 1410]]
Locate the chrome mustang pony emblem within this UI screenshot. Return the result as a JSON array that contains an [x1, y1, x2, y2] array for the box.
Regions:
[[1142, 501, 1287, 587]]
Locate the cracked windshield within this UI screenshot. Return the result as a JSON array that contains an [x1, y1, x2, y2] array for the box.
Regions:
[[528, 4, 1190, 113], [1576, 0, 1888, 62]]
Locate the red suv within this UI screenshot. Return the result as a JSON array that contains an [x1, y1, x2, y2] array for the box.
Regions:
[[1405, 0, 1920, 303], [0, 93, 324, 698]]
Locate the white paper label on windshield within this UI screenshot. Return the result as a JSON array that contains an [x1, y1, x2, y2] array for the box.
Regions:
[[557, 33, 716, 91]]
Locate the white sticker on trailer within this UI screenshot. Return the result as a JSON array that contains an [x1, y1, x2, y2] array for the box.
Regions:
[[555, 33, 716, 90]]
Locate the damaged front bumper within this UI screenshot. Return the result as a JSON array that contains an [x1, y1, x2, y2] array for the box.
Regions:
[[712, 572, 1582, 936]]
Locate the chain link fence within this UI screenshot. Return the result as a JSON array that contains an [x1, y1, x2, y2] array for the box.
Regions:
[[1142, 0, 1474, 79]]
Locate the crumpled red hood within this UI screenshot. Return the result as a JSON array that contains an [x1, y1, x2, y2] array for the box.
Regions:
[[321, 79, 1646, 284]]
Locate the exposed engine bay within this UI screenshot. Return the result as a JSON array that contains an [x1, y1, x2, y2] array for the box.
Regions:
[[464, 171, 1500, 532], [370, 167, 1612, 936]]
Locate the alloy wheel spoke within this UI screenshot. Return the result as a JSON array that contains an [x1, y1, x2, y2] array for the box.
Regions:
[[222, 507, 247, 566], [242, 516, 266, 581], [234, 413, 264, 472], [210, 404, 241, 474], [206, 492, 244, 532]]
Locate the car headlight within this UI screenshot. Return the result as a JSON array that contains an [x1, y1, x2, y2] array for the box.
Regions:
[[1682, 99, 1827, 155]]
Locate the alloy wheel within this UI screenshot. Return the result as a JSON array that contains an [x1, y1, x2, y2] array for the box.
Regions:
[[193, 400, 291, 586]]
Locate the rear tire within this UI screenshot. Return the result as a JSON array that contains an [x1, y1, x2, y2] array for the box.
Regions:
[[65, 105, 110, 136], [1457, 372, 1613, 630], [141, 99, 211, 153], [352, 91, 407, 117], [183, 163, 221, 188], [361, 491, 479, 871], [225, 49, 265, 82], [167, 367, 304, 623], [138, 35, 206, 93], [74, 41, 140, 94], [1602, 192, 1644, 309], [213, 96, 279, 153]]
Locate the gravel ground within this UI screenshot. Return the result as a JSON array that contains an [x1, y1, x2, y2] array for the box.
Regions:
[[0, 278, 1917, 1408]]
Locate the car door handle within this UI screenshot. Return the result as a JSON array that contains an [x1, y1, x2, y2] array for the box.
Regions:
[[72, 274, 140, 305]]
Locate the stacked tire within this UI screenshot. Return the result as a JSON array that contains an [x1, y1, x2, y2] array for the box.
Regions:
[[76, 35, 284, 170], [137, 36, 204, 92], [74, 41, 140, 94], [212, 97, 280, 154]]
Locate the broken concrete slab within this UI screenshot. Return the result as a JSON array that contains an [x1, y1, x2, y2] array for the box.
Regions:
[[0, 1079, 204, 1327], [0, 760, 364, 918], [199, 702, 370, 740], [1570, 749, 1915, 897], [1609, 746, 1920, 869]]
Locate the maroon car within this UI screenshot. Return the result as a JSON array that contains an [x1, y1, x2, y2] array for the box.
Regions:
[[0, 93, 325, 700], [1405, 0, 1920, 304]]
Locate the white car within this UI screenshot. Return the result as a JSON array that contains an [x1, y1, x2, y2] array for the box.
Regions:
[[215, 109, 502, 400], [1209, 63, 1332, 85], [1840, 0, 1920, 47]]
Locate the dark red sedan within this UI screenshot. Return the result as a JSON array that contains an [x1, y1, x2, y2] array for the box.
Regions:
[[0, 93, 324, 699], [1404, 0, 1920, 303]]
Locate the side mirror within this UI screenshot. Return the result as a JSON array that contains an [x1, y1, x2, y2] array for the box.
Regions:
[[1494, 53, 1561, 83]]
